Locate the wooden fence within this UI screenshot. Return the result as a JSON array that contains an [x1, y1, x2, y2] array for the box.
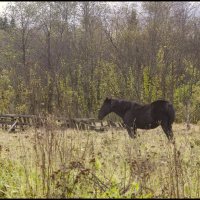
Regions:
[[0, 114, 125, 133]]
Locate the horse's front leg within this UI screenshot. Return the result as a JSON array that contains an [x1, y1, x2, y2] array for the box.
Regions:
[[124, 113, 137, 139], [125, 124, 137, 139], [125, 125, 134, 138]]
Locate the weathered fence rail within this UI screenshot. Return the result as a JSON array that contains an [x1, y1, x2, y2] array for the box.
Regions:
[[0, 114, 125, 132]]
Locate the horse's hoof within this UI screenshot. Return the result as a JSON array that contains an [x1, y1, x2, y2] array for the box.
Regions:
[[168, 137, 175, 144], [131, 135, 137, 139]]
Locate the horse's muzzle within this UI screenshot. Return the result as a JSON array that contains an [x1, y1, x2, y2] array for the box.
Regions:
[[98, 113, 103, 120]]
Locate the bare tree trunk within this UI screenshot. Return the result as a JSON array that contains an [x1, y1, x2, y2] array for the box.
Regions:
[[47, 30, 54, 114]]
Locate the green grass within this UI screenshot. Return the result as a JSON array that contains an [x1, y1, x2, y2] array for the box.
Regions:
[[0, 123, 200, 198]]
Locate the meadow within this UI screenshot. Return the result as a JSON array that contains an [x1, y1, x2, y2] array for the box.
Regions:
[[0, 121, 200, 198]]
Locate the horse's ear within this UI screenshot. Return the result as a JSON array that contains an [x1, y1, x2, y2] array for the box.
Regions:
[[105, 97, 112, 103], [105, 96, 110, 100], [107, 96, 113, 100]]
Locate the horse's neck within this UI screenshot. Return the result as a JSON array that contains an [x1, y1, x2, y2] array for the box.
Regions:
[[111, 100, 131, 118], [112, 109, 125, 119]]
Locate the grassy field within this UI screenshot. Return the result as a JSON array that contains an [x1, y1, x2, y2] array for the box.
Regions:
[[0, 121, 200, 198]]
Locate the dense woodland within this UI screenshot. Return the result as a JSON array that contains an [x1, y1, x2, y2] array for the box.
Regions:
[[0, 2, 200, 123]]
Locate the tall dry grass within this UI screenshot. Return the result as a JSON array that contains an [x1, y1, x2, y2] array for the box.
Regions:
[[0, 119, 200, 198]]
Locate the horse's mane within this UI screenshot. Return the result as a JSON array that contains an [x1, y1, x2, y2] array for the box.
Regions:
[[112, 98, 138, 104], [112, 98, 142, 110]]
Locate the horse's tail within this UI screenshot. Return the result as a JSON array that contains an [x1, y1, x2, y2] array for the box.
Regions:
[[166, 103, 175, 124]]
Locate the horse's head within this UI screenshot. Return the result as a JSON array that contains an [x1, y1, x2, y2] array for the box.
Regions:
[[98, 97, 113, 120]]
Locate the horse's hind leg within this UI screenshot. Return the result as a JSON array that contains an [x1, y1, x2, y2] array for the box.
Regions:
[[161, 120, 173, 141], [168, 123, 174, 142]]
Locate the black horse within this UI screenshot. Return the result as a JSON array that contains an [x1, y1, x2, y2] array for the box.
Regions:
[[98, 97, 175, 140]]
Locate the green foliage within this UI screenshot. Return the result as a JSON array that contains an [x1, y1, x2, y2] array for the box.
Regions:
[[88, 76, 98, 116], [75, 65, 88, 117], [0, 69, 14, 113], [94, 61, 120, 110], [56, 76, 73, 115], [0, 159, 27, 198], [143, 66, 151, 102], [173, 60, 199, 122], [99, 184, 121, 198], [94, 157, 102, 171], [125, 67, 135, 99], [13, 77, 29, 114], [142, 66, 161, 102], [188, 83, 200, 123], [95, 61, 120, 100], [0, 155, 150, 199]]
